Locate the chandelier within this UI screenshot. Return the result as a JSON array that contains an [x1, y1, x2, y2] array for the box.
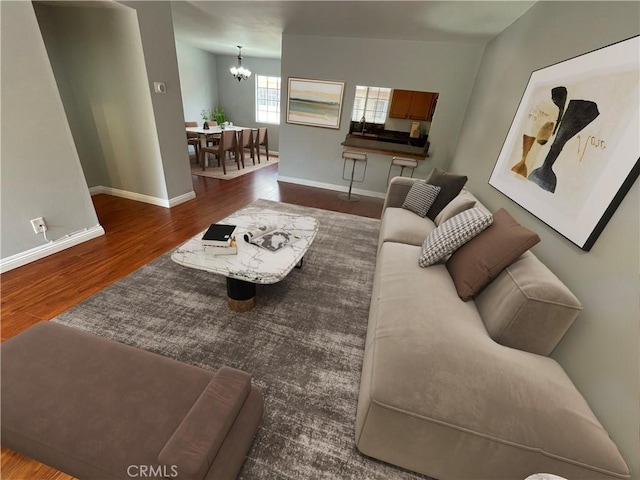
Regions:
[[230, 45, 251, 82]]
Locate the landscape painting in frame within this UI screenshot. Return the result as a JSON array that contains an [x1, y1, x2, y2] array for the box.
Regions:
[[287, 77, 345, 129], [489, 36, 639, 251]]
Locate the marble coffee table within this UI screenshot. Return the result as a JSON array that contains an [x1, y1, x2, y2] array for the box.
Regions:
[[171, 205, 319, 312]]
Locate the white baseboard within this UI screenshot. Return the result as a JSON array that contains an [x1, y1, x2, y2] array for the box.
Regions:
[[0, 225, 105, 273], [168, 190, 196, 207], [277, 175, 386, 199], [89, 186, 195, 208]]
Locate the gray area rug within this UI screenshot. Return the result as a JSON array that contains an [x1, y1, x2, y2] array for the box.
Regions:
[[53, 199, 426, 479]]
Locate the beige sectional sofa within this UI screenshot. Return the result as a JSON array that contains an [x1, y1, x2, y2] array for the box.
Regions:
[[356, 177, 630, 480]]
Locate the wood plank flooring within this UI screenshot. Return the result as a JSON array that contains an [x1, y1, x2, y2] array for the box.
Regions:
[[0, 162, 383, 479]]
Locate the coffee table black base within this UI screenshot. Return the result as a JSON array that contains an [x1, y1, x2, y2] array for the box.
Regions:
[[226, 277, 256, 312]]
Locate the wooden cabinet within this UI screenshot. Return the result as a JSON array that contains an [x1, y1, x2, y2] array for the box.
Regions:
[[389, 90, 438, 121]]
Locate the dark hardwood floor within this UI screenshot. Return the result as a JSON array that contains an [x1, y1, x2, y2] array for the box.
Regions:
[[0, 161, 383, 479]]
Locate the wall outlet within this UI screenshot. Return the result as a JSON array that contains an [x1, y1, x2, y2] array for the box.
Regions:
[[31, 217, 47, 234]]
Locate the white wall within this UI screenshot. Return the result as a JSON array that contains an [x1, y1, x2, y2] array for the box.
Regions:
[[0, 1, 103, 265], [279, 34, 485, 195], [176, 41, 219, 126], [449, 2, 639, 475]]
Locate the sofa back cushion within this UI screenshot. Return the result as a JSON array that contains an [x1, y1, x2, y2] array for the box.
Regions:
[[474, 251, 582, 356]]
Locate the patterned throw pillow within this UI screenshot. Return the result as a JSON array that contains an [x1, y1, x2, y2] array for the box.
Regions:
[[419, 208, 493, 267], [402, 182, 441, 218]]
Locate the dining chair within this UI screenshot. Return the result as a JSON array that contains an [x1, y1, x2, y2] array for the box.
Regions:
[[239, 128, 255, 166], [199, 129, 240, 174], [205, 121, 220, 147], [255, 127, 269, 163], [185, 121, 200, 158]]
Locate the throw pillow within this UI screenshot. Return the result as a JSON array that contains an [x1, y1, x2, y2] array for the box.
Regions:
[[402, 182, 441, 218], [446, 208, 541, 301], [434, 194, 476, 226], [424, 168, 468, 220], [419, 208, 493, 267]]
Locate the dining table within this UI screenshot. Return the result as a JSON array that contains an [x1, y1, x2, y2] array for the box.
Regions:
[[186, 125, 254, 169]]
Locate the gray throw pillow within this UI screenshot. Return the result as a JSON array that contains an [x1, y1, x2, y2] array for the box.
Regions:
[[424, 168, 468, 220], [419, 208, 493, 267], [402, 182, 441, 218]]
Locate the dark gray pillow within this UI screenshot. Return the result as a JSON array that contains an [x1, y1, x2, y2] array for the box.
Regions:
[[425, 168, 468, 220], [402, 182, 441, 217]]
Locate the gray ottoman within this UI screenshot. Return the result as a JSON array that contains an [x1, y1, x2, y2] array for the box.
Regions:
[[1, 322, 263, 480]]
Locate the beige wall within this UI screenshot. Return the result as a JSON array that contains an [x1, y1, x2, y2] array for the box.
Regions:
[[449, 2, 639, 475]]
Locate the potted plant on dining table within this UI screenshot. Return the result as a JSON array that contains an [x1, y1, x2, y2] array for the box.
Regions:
[[200, 107, 227, 130]]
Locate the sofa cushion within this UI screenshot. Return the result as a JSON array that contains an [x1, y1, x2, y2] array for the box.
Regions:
[[475, 251, 583, 356], [402, 182, 440, 217], [379, 207, 436, 247], [419, 208, 493, 267], [446, 208, 540, 301], [424, 168, 468, 220], [357, 242, 629, 480], [434, 189, 476, 226]]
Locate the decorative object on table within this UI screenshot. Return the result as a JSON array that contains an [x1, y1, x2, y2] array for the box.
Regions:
[[213, 107, 226, 125], [489, 35, 639, 251], [230, 45, 251, 81], [206, 238, 238, 256], [243, 224, 277, 242], [244, 224, 298, 252], [287, 77, 345, 129], [201, 224, 238, 247]]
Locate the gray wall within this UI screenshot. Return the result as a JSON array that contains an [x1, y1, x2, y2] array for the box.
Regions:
[[175, 47, 282, 151], [0, 1, 100, 259], [279, 34, 485, 194], [449, 2, 639, 475], [34, 2, 169, 200], [36, 1, 193, 204], [216, 54, 281, 151], [176, 41, 219, 125], [124, 1, 193, 201]]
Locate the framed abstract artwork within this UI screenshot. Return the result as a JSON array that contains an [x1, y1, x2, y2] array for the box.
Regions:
[[286, 77, 345, 129], [489, 35, 639, 251]]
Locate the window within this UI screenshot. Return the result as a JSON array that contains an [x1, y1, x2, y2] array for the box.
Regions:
[[256, 75, 281, 124], [351, 86, 392, 124]]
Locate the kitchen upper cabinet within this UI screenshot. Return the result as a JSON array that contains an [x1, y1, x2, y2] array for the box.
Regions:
[[389, 89, 438, 121]]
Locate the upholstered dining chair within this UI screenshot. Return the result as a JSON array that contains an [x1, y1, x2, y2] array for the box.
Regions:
[[205, 121, 220, 147], [239, 128, 255, 166], [185, 121, 200, 158], [199, 129, 241, 174], [255, 127, 269, 163]]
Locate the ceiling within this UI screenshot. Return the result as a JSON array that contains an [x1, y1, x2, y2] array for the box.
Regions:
[[171, 1, 537, 59]]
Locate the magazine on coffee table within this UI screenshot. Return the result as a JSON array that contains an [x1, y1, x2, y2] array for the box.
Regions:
[[243, 224, 299, 252]]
